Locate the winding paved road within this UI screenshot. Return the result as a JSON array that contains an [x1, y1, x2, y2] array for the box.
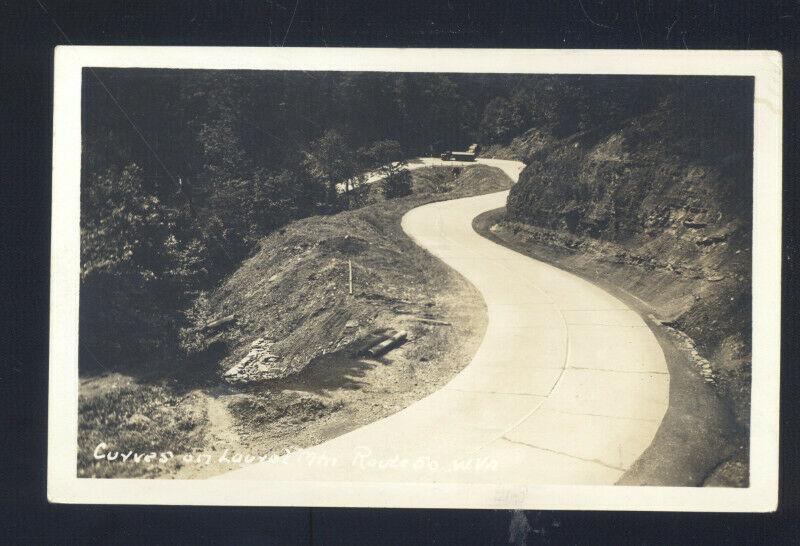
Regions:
[[222, 158, 669, 485]]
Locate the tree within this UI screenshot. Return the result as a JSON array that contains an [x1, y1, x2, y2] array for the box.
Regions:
[[358, 139, 404, 170], [357, 140, 411, 199], [80, 164, 204, 370], [303, 129, 359, 209], [480, 96, 524, 143]]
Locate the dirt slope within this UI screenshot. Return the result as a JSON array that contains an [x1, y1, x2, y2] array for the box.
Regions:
[[195, 165, 510, 379], [172, 165, 514, 475]]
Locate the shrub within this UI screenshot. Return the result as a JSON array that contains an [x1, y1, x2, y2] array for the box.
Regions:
[[382, 169, 412, 199]]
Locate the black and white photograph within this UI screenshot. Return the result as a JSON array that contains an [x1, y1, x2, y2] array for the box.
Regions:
[[47, 48, 781, 510]]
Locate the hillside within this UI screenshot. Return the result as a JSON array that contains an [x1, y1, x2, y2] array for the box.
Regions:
[[78, 165, 514, 478], [177, 165, 515, 476], [481, 87, 754, 485], [193, 165, 509, 379]]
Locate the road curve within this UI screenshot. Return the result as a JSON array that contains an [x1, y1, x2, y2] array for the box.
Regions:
[[221, 158, 669, 485]]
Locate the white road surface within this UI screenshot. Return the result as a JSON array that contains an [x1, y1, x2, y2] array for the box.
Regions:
[[222, 158, 669, 485]]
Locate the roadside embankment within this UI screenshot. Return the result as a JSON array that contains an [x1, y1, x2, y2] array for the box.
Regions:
[[474, 209, 746, 487], [476, 88, 753, 486], [78, 165, 514, 478]]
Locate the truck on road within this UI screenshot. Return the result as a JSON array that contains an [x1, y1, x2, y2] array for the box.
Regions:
[[440, 143, 479, 162]]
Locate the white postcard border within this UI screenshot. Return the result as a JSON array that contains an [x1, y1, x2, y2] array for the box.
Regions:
[[48, 47, 782, 511]]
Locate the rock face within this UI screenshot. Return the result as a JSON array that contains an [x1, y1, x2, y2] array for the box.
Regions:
[[224, 337, 289, 384], [503, 83, 754, 429]]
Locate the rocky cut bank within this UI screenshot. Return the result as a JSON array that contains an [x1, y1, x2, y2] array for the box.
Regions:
[[495, 77, 754, 433]]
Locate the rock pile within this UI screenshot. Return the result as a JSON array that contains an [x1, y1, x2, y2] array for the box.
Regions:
[[650, 314, 715, 384], [223, 337, 289, 384]]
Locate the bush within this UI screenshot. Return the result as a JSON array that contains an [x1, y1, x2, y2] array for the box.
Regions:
[[382, 169, 412, 199]]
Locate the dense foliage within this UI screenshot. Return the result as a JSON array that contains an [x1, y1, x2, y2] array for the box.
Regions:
[[80, 69, 749, 373], [80, 69, 492, 371]]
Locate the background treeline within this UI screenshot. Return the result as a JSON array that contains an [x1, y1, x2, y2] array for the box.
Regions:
[[80, 69, 745, 373]]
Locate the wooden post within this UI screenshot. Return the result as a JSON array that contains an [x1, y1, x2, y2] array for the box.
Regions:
[[348, 260, 353, 295]]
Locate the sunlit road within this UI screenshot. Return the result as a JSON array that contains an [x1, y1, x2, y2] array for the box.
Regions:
[[221, 158, 669, 485]]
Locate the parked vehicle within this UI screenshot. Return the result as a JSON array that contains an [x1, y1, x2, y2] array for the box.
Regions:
[[440, 144, 479, 162]]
